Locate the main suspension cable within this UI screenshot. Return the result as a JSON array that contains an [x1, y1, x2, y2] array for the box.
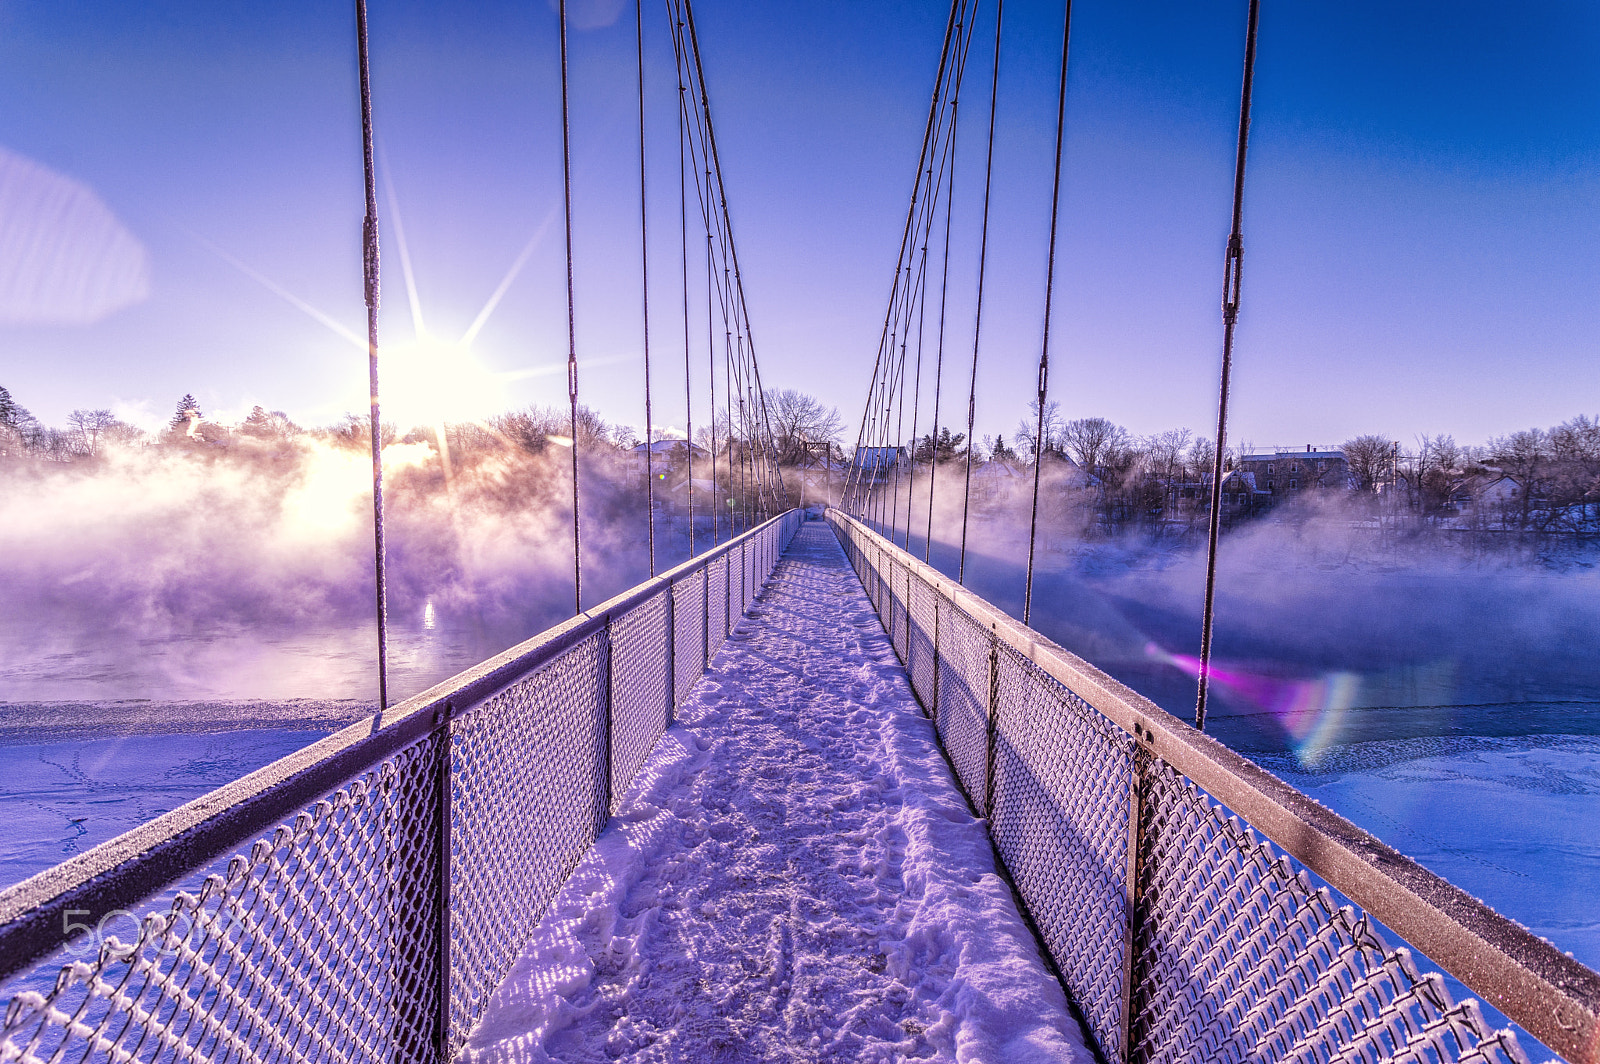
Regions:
[[1023, 0, 1074, 627], [354, 0, 389, 712], [843, 0, 963, 513], [676, 7, 695, 558], [956, 0, 1004, 586], [1195, 0, 1261, 731]]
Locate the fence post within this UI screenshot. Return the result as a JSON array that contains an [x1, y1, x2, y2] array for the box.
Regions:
[[702, 564, 711, 672], [930, 597, 942, 727], [665, 583, 677, 727], [601, 619, 615, 820], [983, 624, 1000, 818], [1120, 729, 1152, 1063], [434, 709, 453, 1063]]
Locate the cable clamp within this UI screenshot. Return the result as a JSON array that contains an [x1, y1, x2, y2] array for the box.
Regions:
[[362, 214, 380, 310]]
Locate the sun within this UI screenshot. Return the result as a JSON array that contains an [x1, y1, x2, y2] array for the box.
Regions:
[[207, 164, 558, 434], [382, 331, 507, 431]]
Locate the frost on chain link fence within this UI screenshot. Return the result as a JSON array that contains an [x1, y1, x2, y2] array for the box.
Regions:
[[707, 554, 730, 660], [0, 736, 443, 1064], [826, 509, 1591, 1064], [445, 633, 609, 1055], [991, 641, 1135, 1059], [609, 590, 673, 817], [931, 601, 992, 808], [0, 511, 801, 1064], [889, 561, 912, 663], [1126, 758, 1529, 1064], [672, 570, 708, 705]]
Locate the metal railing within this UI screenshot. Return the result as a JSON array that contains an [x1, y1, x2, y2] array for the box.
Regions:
[[828, 509, 1600, 1064], [0, 510, 802, 1064]]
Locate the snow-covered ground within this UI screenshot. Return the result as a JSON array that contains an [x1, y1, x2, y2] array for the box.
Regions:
[[466, 523, 1091, 1064]]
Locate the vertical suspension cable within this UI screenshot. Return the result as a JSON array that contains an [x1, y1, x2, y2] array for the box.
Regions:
[[905, 76, 962, 551], [904, 239, 929, 551], [636, 0, 656, 575], [1195, 0, 1261, 731], [558, 0, 583, 614], [890, 322, 910, 542], [354, 0, 389, 712], [724, 292, 735, 530], [676, 5, 695, 559], [926, 88, 961, 563], [956, 0, 1004, 585], [662, 0, 786, 526], [1023, 0, 1074, 628], [705, 216, 720, 544]]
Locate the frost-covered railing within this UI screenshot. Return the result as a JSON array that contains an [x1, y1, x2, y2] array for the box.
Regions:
[[0, 509, 802, 1064], [828, 509, 1600, 1064]]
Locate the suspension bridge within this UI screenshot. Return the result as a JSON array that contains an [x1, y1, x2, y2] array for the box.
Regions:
[[2, 1, 1598, 1062]]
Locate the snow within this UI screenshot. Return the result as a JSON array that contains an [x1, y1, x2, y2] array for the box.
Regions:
[[1263, 734, 1600, 972], [465, 523, 1092, 1063], [0, 726, 332, 891]]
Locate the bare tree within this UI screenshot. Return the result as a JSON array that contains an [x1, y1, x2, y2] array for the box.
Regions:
[[1416, 433, 1462, 513], [490, 404, 613, 454], [1342, 434, 1394, 492], [1184, 437, 1215, 482], [1549, 415, 1600, 526], [1060, 417, 1129, 480], [1015, 398, 1063, 459], [765, 389, 844, 465], [1487, 428, 1551, 528], [66, 409, 118, 456], [241, 405, 301, 440], [1144, 427, 1193, 484]]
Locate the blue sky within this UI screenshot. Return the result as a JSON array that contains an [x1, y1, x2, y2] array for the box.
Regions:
[[2, 0, 1597, 450]]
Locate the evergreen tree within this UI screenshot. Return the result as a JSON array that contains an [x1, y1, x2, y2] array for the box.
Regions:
[[170, 394, 201, 430], [0, 385, 16, 426]]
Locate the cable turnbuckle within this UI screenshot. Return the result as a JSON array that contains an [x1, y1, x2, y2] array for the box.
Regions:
[[1221, 233, 1243, 325]]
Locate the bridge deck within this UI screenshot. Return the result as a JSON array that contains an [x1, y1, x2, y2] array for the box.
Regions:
[[465, 522, 1091, 1063]]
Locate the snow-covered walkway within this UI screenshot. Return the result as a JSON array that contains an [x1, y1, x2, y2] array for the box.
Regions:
[[466, 523, 1091, 1064]]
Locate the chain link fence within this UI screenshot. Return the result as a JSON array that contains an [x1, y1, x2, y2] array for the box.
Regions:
[[828, 509, 1599, 1064], [0, 510, 802, 1064]]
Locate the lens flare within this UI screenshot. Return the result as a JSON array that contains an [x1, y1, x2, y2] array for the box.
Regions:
[[1145, 642, 1361, 766]]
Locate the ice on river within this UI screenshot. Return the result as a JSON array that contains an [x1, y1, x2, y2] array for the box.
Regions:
[[466, 524, 1091, 1063], [1264, 734, 1600, 971]]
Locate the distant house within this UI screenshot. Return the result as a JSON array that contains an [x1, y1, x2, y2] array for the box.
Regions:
[[849, 446, 908, 486], [1237, 445, 1352, 500], [1453, 474, 1522, 513], [972, 459, 1025, 499], [1214, 469, 1270, 514], [1036, 451, 1098, 492], [630, 439, 708, 463], [670, 477, 723, 503], [629, 439, 709, 484]]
